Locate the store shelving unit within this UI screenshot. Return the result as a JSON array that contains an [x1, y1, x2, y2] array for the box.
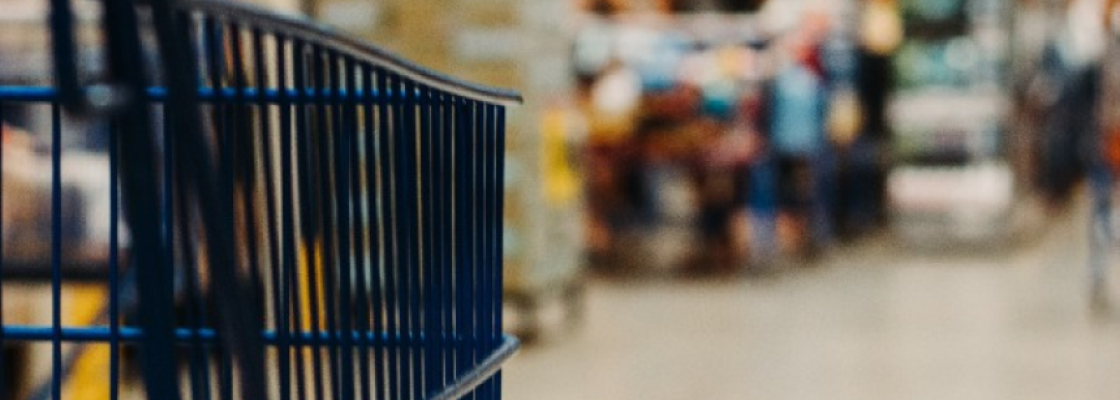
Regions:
[[887, 0, 1016, 243]]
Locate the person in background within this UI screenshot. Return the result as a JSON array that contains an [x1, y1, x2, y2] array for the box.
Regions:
[[583, 58, 644, 264], [1087, 0, 1120, 310], [1038, 0, 1106, 207], [1011, 0, 1057, 204], [766, 9, 832, 258], [694, 84, 764, 273], [685, 45, 761, 274], [853, 0, 902, 232]]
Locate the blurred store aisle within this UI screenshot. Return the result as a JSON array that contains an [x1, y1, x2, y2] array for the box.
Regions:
[[502, 195, 1120, 400]]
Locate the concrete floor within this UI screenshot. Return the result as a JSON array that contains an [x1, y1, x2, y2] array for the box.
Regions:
[[501, 198, 1120, 400]]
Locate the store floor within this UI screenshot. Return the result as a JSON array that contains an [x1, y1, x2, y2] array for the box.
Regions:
[[501, 195, 1120, 400]]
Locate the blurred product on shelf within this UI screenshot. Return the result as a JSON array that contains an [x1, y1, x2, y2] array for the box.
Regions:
[[886, 0, 1023, 244], [573, 2, 860, 276], [0, 121, 117, 275]]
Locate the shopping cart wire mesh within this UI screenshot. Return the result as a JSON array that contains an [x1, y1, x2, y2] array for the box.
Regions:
[[0, 0, 520, 398]]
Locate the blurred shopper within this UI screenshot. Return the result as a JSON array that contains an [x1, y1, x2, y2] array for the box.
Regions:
[[853, 0, 902, 232], [695, 85, 764, 272], [1011, 0, 1055, 203], [1088, 0, 1120, 309], [820, 1, 866, 240], [1037, 0, 1106, 206], [1027, 0, 1120, 309], [1101, 0, 1120, 175], [584, 58, 644, 261], [682, 46, 764, 274], [765, 10, 833, 258]]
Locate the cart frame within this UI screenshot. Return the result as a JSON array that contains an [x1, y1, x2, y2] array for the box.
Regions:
[[0, 0, 520, 398]]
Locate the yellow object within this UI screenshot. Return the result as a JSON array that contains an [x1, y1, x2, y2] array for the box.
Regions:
[[542, 108, 581, 207], [297, 236, 328, 330], [62, 285, 110, 400], [297, 235, 327, 396], [827, 90, 864, 147], [860, 0, 903, 55]]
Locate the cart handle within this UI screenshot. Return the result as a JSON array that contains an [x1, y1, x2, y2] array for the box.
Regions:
[[181, 0, 522, 106]]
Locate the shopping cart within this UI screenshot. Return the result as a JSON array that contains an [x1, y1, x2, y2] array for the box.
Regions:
[[0, 0, 520, 398]]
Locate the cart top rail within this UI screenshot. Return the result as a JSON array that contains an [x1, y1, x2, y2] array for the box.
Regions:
[[181, 0, 523, 106]]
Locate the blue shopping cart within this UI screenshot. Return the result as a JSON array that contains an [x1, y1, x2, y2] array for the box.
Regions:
[[0, 0, 520, 398]]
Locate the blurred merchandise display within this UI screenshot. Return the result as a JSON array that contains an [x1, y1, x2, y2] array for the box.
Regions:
[[574, 13, 762, 275], [573, 1, 869, 275], [887, 0, 1019, 244], [901, 0, 965, 22]]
